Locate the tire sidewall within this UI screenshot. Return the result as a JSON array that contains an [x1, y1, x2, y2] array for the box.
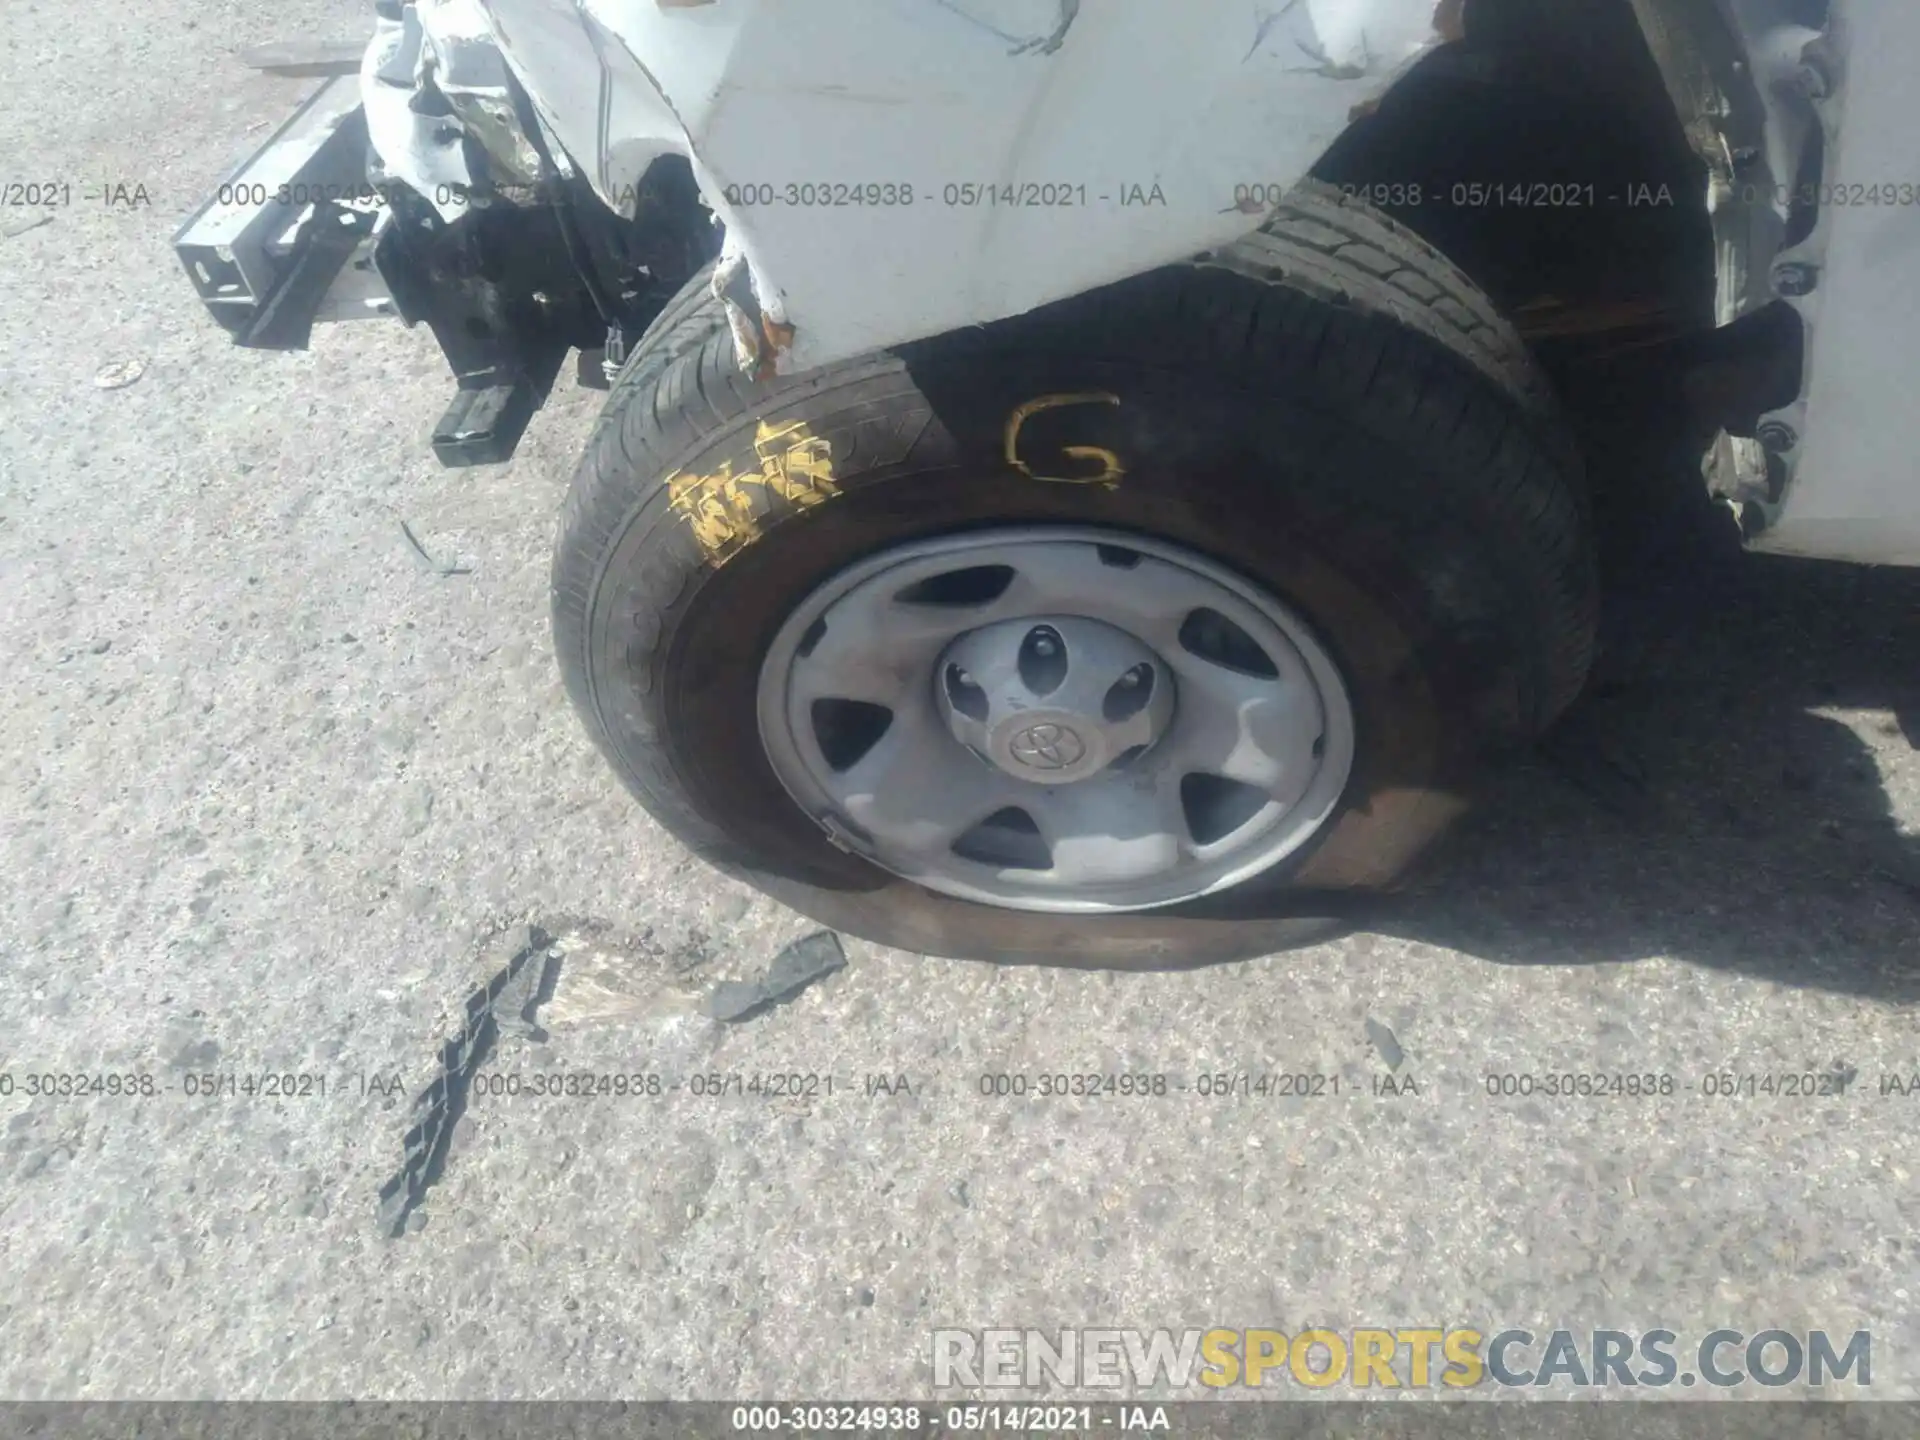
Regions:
[[569, 344, 1532, 961]]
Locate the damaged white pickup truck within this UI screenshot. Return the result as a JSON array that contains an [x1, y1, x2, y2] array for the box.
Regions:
[[178, 0, 1916, 964]]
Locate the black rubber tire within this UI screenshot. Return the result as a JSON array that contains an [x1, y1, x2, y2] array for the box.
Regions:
[[552, 188, 1598, 967], [606, 181, 1574, 490]]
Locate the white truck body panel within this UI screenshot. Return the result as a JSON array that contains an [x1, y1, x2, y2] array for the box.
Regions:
[[461, 0, 1453, 371], [372, 0, 1920, 566], [1751, 0, 1920, 565]]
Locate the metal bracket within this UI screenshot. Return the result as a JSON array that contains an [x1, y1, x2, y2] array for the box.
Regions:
[[173, 75, 394, 350], [429, 352, 566, 467]]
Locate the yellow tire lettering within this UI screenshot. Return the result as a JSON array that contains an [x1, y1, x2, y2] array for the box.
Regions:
[[667, 418, 839, 567], [1004, 391, 1125, 488]]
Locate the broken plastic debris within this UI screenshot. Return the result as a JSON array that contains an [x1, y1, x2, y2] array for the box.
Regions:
[[94, 359, 146, 390], [1365, 1017, 1405, 1071], [399, 518, 474, 576], [706, 930, 847, 1022], [374, 924, 557, 1237]]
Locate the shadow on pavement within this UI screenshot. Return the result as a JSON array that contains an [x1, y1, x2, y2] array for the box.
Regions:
[[1378, 526, 1920, 1002]]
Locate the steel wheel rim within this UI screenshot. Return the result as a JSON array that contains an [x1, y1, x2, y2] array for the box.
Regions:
[[754, 527, 1356, 914]]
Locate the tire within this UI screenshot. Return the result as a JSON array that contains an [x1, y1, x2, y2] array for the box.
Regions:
[[552, 188, 1597, 967]]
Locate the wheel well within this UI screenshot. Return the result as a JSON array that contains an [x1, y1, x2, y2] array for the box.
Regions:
[[1314, 0, 1715, 352], [1312, 0, 1805, 560]]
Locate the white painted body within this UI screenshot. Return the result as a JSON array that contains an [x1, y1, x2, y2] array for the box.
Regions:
[[375, 0, 1920, 567], [1749, 0, 1920, 565], [455, 0, 1449, 370]]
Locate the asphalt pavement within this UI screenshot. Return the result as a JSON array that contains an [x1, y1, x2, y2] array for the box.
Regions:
[[0, 0, 1917, 1403]]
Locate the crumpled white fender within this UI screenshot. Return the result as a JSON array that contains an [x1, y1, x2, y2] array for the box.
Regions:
[[373, 0, 1459, 370], [363, 0, 540, 224]]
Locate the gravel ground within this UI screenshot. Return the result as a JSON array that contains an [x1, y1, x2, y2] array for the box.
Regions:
[[1, 0, 1918, 1404]]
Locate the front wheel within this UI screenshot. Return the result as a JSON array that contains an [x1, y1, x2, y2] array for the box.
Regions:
[[552, 194, 1596, 966]]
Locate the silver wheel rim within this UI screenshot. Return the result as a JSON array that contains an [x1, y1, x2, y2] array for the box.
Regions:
[[755, 528, 1356, 914]]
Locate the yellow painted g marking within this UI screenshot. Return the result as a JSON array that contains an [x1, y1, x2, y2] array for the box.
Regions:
[[667, 417, 839, 568], [1004, 391, 1125, 488]]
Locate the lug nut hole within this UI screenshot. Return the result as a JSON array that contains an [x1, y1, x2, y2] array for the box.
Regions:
[[1017, 625, 1069, 695], [943, 664, 990, 721], [1102, 664, 1157, 721]]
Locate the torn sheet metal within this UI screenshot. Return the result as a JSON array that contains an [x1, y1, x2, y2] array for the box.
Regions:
[[1620, 0, 1920, 565], [389, 0, 1450, 373], [363, 0, 545, 224], [1627, 0, 1822, 329]]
